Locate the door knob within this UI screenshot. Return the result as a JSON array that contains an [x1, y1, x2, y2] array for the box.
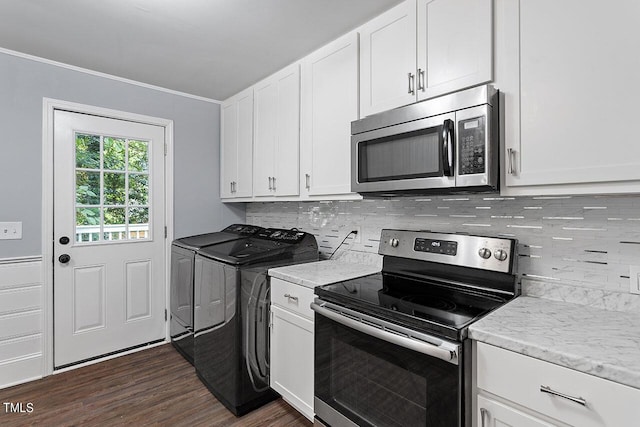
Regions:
[[58, 254, 71, 264], [59, 236, 70, 245]]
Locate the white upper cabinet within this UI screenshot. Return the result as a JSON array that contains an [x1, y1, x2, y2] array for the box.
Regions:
[[220, 88, 253, 199], [499, 0, 640, 195], [360, 1, 417, 117], [360, 0, 493, 117], [253, 63, 301, 197], [300, 31, 360, 197], [417, 0, 492, 100]]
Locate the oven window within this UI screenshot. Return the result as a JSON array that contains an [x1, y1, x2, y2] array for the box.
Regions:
[[357, 127, 442, 183], [315, 314, 461, 427]]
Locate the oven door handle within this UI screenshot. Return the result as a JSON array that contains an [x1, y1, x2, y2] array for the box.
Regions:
[[311, 302, 460, 365]]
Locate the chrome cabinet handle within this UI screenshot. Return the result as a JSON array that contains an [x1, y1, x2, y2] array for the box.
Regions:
[[417, 68, 425, 91], [480, 408, 489, 427], [268, 177, 273, 190], [233, 181, 237, 193], [230, 182, 234, 193], [408, 72, 415, 94], [284, 293, 298, 302], [305, 173, 310, 190], [507, 148, 516, 175], [442, 119, 455, 176], [540, 385, 587, 407], [272, 176, 276, 191]]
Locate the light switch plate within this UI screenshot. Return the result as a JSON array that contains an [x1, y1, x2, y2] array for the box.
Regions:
[[0, 222, 22, 240], [630, 266, 640, 295]]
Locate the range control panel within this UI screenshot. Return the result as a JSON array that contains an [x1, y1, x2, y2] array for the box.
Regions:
[[379, 229, 516, 274], [414, 238, 458, 256]]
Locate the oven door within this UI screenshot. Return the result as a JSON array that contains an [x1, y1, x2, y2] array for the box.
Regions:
[[312, 300, 468, 427], [351, 112, 456, 194]]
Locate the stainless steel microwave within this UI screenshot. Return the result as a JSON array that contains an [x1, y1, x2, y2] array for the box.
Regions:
[[351, 85, 499, 196]]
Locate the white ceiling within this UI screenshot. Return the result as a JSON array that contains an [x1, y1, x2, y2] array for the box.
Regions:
[[0, 0, 404, 100]]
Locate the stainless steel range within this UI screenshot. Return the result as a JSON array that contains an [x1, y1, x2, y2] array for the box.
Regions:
[[312, 229, 519, 427]]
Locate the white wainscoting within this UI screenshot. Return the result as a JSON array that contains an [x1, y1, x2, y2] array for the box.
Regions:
[[0, 257, 44, 388]]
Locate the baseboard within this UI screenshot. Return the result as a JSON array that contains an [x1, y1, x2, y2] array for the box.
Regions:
[[0, 354, 43, 389]]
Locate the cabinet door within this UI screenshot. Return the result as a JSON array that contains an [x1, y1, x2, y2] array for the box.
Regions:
[[360, 0, 417, 117], [273, 64, 300, 197], [301, 32, 359, 196], [220, 100, 238, 199], [503, 0, 640, 191], [253, 64, 300, 197], [477, 395, 556, 427], [417, 0, 492, 100], [253, 78, 277, 196], [270, 304, 314, 420], [220, 88, 253, 199], [235, 89, 254, 197]]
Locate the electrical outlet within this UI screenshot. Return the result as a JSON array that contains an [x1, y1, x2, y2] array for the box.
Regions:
[[0, 222, 22, 240], [630, 266, 640, 295], [352, 226, 361, 244]]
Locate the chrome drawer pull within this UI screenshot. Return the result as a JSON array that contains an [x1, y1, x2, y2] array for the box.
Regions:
[[284, 293, 298, 302], [540, 385, 587, 407]]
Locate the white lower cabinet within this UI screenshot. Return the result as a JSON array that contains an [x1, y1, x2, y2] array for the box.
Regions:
[[269, 278, 315, 421], [477, 395, 555, 427], [475, 342, 640, 427]]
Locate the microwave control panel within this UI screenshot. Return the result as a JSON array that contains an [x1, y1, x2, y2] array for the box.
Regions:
[[458, 116, 486, 175]]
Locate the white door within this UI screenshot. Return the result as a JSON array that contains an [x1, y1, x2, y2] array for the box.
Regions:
[[53, 110, 166, 368]]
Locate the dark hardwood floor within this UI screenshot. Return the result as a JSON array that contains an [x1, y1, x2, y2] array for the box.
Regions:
[[0, 344, 312, 426]]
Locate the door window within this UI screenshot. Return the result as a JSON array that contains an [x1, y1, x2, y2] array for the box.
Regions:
[[75, 133, 151, 243]]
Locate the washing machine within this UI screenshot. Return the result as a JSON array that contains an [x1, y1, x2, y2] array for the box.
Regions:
[[193, 227, 318, 415], [170, 224, 263, 364]]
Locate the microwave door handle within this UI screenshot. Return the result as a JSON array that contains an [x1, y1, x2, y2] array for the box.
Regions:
[[442, 119, 455, 176]]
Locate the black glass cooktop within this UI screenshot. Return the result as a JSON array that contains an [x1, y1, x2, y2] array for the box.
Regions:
[[315, 272, 509, 341]]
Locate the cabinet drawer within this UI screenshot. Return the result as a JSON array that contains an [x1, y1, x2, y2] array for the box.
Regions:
[[270, 278, 314, 319], [476, 342, 640, 427]]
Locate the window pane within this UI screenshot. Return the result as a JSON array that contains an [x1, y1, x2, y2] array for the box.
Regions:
[[76, 171, 100, 205], [128, 174, 149, 205], [104, 207, 126, 225], [103, 137, 126, 170], [128, 140, 149, 172], [129, 207, 149, 240], [129, 207, 149, 224], [103, 173, 126, 205], [76, 134, 101, 169], [76, 207, 101, 243], [76, 207, 100, 226]]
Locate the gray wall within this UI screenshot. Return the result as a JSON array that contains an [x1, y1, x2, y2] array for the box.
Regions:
[[0, 50, 245, 258]]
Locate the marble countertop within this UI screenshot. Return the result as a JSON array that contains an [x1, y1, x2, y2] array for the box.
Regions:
[[469, 296, 640, 390], [269, 260, 380, 289]]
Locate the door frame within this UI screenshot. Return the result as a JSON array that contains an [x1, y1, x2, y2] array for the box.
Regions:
[[41, 98, 174, 376]]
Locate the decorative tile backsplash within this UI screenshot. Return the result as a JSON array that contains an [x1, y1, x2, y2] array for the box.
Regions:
[[247, 194, 640, 311]]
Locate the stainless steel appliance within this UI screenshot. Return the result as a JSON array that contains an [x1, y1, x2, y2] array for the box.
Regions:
[[351, 85, 499, 196], [312, 229, 518, 427], [194, 228, 318, 416], [170, 224, 264, 364]]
